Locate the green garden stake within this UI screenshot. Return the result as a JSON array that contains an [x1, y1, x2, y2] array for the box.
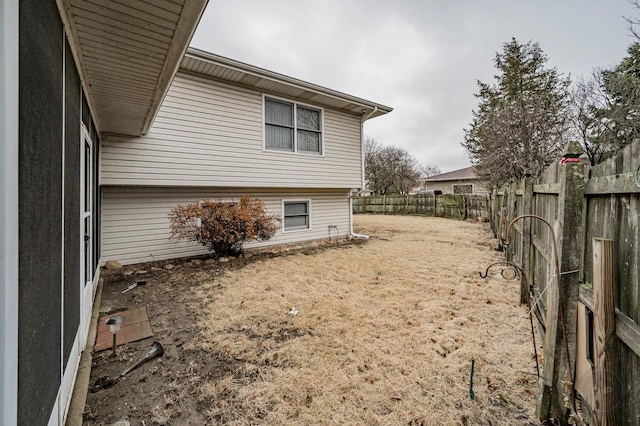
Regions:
[[470, 359, 475, 400]]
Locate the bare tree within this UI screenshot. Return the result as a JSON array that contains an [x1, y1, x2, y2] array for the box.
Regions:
[[363, 138, 391, 194], [364, 137, 421, 195], [569, 72, 617, 165], [419, 164, 441, 178], [625, 0, 640, 40], [392, 149, 421, 195]]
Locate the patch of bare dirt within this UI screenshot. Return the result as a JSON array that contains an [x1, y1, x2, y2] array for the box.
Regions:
[[84, 215, 540, 425]]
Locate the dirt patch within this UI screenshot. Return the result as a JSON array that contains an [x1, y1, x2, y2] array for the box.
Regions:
[[84, 215, 541, 425]]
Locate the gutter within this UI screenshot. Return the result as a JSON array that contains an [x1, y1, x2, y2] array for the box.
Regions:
[[184, 48, 393, 117], [350, 106, 378, 239], [360, 106, 378, 192]]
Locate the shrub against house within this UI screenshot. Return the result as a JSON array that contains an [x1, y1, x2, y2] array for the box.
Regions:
[[168, 196, 279, 257]]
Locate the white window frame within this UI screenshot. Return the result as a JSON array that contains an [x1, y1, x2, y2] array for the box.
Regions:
[[281, 199, 312, 232], [199, 199, 237, 209], [263, 94, 324, 156], [197, 199, 237, 227], [452, 183, 474, 194], [1, 1, 19, 423]]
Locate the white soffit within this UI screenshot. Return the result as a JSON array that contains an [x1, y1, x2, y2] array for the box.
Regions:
[[181, 48, 393, 119], [62, 0, 208, 136]]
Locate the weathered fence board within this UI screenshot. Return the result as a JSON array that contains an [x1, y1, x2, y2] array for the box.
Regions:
[[352, 194, 489, 220], [580, 289, 640, 358], [491, 138, 640, 425], [592, 238, 617, 426]]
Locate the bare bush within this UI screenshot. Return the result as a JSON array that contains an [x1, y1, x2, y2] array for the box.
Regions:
[[168, 196, 279, 257]]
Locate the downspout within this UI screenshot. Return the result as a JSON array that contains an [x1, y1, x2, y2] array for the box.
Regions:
[[350, 106, 378, 240], [360, 106, 378, 192]]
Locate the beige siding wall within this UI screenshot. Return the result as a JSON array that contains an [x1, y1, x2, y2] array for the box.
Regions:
[[100, 72, 363, 188], [101, 187, 352, 265], [424, 179, 489, 195]]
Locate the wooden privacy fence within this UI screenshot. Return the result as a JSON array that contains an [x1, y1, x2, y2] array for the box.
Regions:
[[353, 194, 490, 220], [492, 140, 640, 425]]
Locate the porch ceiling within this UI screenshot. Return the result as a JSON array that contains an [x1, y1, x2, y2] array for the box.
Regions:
[[61, 0, 208, 136]]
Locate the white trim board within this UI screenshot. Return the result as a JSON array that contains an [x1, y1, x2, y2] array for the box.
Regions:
[[0, 0, 20, 424]]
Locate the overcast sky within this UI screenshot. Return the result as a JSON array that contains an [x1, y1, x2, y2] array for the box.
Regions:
[[191, 0, 637, 173]]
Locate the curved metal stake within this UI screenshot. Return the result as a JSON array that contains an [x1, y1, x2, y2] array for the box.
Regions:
[[479, 261, 539, 378], [497, 214, 575, 419]]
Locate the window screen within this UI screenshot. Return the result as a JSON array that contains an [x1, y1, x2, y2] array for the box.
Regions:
[[283, 201, 309, 230], [297, 106, 321, 153], [265, 98, 294, 151], [265, 98, 321, 154]]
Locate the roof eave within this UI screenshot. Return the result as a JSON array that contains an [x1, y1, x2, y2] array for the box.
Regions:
[[140, 3, 209, 135], [60, 0, 209, 137], [183, 47, 393, 118]]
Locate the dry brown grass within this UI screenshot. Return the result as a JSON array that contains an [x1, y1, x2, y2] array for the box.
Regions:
[[189, 215, 539, 425]]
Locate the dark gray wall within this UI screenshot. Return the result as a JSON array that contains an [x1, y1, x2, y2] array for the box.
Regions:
[[63, 37, 81, 369], [18, 0, 64, 423]]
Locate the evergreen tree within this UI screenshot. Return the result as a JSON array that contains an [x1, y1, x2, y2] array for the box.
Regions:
[[463, 38, 571, 188], [595, 43, 640, 152]]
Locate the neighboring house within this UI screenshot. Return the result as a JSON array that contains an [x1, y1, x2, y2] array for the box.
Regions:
[[419, 166, 489, 195], [1, 1, 208, 424], [359, 186, 375, 196], [100, 48, 392, 265]]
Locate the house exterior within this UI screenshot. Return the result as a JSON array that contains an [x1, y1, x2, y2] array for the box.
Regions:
[[0, 1, 208, 424], [1, 1, 390, 424], [419, 166, 489, 195], [100, 48, 392, 265]]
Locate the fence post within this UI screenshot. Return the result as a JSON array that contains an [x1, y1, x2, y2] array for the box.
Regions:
[[490, 187, 497, 234], [462, 195, 468, 220], [519, 174, 533, 304], [592, 238, 616, 426], [505, 182, 518, 262], [537, 142, 586, 421]]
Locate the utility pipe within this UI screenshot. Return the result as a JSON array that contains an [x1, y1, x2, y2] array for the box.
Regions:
[[350, 106, 378, 239], [501, 214, 576, 420], [360, 106, 378, 192]]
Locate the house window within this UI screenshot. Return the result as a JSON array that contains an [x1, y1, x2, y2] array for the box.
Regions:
[[283, 201, 310, 231], [453, 184, 473, 194], [265, 97, 322, 154]]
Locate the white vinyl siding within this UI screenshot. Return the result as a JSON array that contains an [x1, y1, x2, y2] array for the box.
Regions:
[[100, 72, 362, 188], [101, 187, 352, 265]]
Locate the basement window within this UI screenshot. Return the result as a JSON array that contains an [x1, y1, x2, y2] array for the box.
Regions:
[[283, 200, 310, 231]]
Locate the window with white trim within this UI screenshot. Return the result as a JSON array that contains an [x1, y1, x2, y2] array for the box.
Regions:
[[283, 201, 310, 231], [265, 97, 322, 154], [453, 184, 473, 194]]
